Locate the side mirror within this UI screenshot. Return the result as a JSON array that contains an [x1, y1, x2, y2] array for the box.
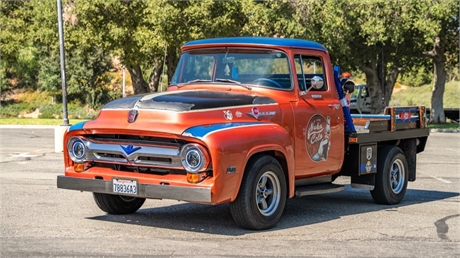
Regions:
[[343, 81, 355, 94], [311, 76, 324, 90], [300, 75, 324, 96]]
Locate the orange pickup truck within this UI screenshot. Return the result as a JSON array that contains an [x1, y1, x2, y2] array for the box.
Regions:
[[57, 37, 430, 230]]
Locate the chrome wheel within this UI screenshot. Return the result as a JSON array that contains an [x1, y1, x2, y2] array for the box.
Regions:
[[389, 159, 405, 194], [371, 146, 409, 205], [229, 155, 287, 229], [256, 171, 281, 216]]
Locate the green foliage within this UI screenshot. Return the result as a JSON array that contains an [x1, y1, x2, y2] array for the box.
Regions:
[[398, 66, 433, 87], [37, 52, 61, 94], [66, 48, 117, 109], [0, 101, 35, 118], [1, 0, 458, 115]]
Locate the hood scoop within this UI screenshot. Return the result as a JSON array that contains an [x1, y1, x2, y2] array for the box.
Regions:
[[103, 91, 276, 112]]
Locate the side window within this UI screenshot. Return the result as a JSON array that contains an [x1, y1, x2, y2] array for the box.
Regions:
[[294, 55, 327, 91]]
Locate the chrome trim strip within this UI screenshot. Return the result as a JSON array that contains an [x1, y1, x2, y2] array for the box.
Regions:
[[57, 175, 211, 203]]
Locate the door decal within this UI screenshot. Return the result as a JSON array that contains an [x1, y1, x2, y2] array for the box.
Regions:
[[306, 114, 331, 162]]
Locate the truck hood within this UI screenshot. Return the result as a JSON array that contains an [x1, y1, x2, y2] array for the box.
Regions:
[[103, 90, 276, 111], [74, 90, 280, 137]]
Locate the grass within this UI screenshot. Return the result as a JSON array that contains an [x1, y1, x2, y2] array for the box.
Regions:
[[1, 90, 100, 120], [0, 118, 88, 125], [427, 122, 459, 130], [390, 81, 460, 108]]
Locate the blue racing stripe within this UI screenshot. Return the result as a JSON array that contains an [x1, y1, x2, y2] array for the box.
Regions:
[[68, 121, 87, 132], [183, 122, 265, 138]]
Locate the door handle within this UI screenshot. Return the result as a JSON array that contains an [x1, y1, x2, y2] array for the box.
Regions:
[[328, 104, 340, 110]]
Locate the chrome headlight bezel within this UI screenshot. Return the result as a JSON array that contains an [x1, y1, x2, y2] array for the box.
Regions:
[[68, 137, 87, 163], [180, 143, 209, 173]]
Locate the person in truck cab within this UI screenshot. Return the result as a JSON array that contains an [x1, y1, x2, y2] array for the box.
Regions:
[[341, 72, 355, 105]]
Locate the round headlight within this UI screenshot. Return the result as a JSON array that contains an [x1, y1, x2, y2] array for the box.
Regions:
[[68, 137, 86, 162], [180, 144, 208, 173], [72, 140, 86, 159]]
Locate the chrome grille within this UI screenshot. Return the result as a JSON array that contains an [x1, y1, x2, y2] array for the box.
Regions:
[[81, 136, 183, 169]]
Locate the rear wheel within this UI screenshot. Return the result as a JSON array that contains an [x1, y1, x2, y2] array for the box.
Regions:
[[93, 193, 145, 214], [371, 146, 408, 204], [230, 155, 287, 230]]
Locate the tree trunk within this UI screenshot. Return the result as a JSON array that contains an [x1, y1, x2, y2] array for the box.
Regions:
[[384, 67, 402, 107], [423, 37, 446, 124], [127, 64, 149, 94], [167, 48, 180, 83], [147, 58, 163, 92], [361, 62, 383, 114]]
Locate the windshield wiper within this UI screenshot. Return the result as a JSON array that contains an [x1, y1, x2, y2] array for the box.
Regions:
[[176, 79, 212, 88], [215, 78, 252, 90]]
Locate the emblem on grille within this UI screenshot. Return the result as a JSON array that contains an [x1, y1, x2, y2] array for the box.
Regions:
[[128, 109, 138, 123], [121, 145, 142, 155]]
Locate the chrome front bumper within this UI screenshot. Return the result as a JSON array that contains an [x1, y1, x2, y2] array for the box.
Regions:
[[57, 175, 212, 203]]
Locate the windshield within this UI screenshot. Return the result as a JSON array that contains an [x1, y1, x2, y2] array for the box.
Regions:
[[170, 48, 292, 89]]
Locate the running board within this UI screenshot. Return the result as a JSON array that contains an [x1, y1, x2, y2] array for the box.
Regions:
[[295, 183, 345, 197]]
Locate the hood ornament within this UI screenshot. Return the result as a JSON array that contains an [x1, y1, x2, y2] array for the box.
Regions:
[[127, 109, 138, 123]]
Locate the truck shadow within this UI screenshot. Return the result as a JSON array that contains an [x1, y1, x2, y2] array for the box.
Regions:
[[87, 186, 458, 236]]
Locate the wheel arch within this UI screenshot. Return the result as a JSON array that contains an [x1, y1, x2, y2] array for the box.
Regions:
[[244, 150, 291, 199]]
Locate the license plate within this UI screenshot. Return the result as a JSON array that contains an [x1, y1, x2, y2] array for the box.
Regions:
[[112, 178, 138, 195]]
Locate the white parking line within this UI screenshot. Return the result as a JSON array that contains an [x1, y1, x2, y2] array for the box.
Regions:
[[12, 153, 42, 158], [428, 175, 452, 184]]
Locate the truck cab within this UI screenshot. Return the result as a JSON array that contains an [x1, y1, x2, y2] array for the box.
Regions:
[[57, 37, 429, 230]]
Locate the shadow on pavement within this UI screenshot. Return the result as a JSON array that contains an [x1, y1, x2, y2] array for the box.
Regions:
[[87, 185, 459, 236]]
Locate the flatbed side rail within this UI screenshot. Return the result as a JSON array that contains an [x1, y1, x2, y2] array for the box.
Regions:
[[350, 106, 427, 133], [384, 106, 427, 131]]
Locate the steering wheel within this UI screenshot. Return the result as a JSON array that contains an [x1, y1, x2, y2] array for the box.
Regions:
[[253, 78, 283, 88]]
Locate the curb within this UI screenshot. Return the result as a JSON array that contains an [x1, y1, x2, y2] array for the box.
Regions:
[[430, 129, 460, 133]]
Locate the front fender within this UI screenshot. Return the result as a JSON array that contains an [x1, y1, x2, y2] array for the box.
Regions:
[[183, 122, 295, 203]]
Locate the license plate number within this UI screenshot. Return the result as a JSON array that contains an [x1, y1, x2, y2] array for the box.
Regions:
[[112, 178, 138, 195]]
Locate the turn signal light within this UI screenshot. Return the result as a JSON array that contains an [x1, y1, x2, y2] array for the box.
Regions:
[[187, 172, 207, 183], [74, 163, 85, 172]]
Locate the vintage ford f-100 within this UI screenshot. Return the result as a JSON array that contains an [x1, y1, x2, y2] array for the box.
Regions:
[[58, 37, 429, 229]]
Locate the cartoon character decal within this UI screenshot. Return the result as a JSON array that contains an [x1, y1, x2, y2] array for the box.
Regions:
[[306, 115, 331, 162], [223, 110, 233, 120]]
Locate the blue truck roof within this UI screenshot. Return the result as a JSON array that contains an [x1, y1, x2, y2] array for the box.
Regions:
[[183, 37, 328, 52]]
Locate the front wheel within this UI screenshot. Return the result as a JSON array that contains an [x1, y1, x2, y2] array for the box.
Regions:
[[230, 155, 287, 230], [371, 146, 408, 204], [93, 193, 145, 214]]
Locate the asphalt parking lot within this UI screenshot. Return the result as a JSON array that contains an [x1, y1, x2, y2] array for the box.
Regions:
[[0, 127, 459, 257]]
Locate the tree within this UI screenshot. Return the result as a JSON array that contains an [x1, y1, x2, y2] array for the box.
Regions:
[[0, 1, 39, 95], [290, 0, 458, 114], [423, 37, 447, 123], [420, 1, 458, 123]]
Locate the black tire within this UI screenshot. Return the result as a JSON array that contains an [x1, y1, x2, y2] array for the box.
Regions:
[[371, 146, 408, 204], [229, 155, 287, 230], [93, 193, 145, 214]]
